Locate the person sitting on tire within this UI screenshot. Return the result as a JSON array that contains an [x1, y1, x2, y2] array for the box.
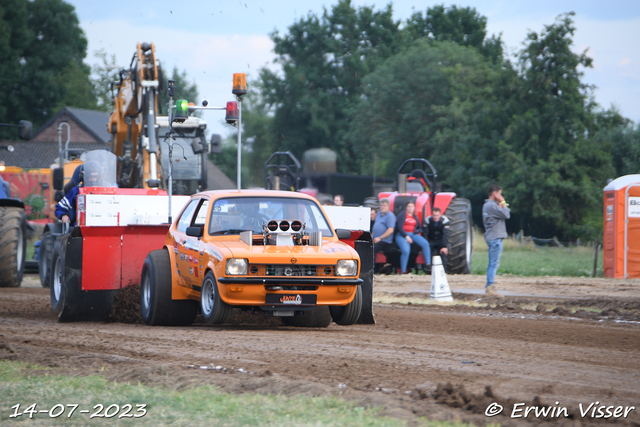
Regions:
[[424, 207, 450, 271], [395, 201, 431, 274], [55, 161, 101, 226]]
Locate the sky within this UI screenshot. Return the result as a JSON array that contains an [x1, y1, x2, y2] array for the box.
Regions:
[[70, 0, 640, 137]]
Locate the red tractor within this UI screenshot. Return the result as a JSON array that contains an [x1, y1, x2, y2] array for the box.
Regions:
[[377, 159, 473, 274]]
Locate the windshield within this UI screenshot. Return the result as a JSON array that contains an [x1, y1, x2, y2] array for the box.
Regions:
[[158, 126, 202, 181], [84, 150, 117, 187], [208, 196, 333, 237]]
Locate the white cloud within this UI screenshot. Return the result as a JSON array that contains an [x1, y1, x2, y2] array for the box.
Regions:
[[82, 19, 278, 135], [484, 13, 640, 121]]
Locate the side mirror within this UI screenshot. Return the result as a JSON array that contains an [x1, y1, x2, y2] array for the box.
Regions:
[[335, 229, 352, 240], [53, 168, 64, 190], [18, 120, 32, 140], [186, 226, 203, 239], [209, 134, 222, 154]]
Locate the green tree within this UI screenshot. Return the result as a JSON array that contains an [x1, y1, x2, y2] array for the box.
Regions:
[[347, 40, 510, 206], [157, 66, 199, 116], [20, 0, 96, 126], [497, 13, 614, 239], [404, 4, 503, 61], [91, 49, 119, 112], [0, 0, 96, 136], [259, 0, 402, 171], [347, 12, 619, 240], [0, 0, 31, 136]]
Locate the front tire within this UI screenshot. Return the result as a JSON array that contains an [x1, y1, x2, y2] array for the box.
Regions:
[[329, 286, 363, 326], [140, 249, 198, 326], [444, 198, 473, 274], [0, 206, 27, 287], [201, 271, 230, 324]]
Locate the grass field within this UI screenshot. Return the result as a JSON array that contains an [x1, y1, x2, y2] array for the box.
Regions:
[[470, 230, 603, 277], [0, 361, 474, 427]]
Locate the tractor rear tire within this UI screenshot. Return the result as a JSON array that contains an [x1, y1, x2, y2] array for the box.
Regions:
[[140, 249, 198, 326], [49, 235, 114, 322], [39, 231, 54, 288], [200, 271, 230, 324], [50, 237, 80, 322], [0, 206, 27, 287], [282, 306, 332, 328], [329, 286, 363, 326], [444, 198, 473, 274]]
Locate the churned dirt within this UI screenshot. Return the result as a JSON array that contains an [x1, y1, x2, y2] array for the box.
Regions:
[[1, 273, 639, 426]]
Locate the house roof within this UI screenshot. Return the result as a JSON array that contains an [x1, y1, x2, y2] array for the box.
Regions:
[[0, 140, 109, 169], [32, 107, 112, 143]]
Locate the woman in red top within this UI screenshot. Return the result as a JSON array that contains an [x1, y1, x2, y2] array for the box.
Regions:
[[395, 201, 431, 273]]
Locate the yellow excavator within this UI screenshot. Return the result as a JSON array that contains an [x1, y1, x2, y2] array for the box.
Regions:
[[108, 42, 211, 193]]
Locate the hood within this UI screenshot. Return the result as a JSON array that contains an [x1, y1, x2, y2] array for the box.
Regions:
[[219, 240, 358, 264]]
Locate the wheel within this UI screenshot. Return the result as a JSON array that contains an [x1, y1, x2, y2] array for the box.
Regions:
[[140, 249, 198, 326], [444, 198, 473, 274], [49, 237, 80, 321], [200, 271, 230, 324], [329, 286, 363, 326], [49, 234, 113, 322], [0, 206, 27, 287], [282, 306, 332, 328], [38, 231, 54, 288]]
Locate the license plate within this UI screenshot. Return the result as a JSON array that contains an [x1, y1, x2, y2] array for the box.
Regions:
[[265, 293, 317, 306]]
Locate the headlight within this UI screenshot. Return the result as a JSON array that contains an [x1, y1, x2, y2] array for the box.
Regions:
[[336, 260, 358, 276], [225, 258, 248, 275]]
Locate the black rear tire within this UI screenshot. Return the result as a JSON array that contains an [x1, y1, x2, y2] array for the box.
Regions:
[[50, 237, 79, 321], [39, 231, 54, 288], [200, 271, 230, 324], [329, 286, 363, 326], [282, 306, 332, 328], [444, 198, 473, 274], [140, 249, 198, 326], [0, 206, 27, 287]]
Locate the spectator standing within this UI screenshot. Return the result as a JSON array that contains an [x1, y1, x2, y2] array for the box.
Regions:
[[333, 194, 344, 206], [372, 199, 396, 269], [424, 207, 450, 271], [395, 201, 431, 274], [482, 184, 510, 296]]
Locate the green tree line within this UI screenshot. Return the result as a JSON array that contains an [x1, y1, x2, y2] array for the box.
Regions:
[[223, 1, 639, 240]]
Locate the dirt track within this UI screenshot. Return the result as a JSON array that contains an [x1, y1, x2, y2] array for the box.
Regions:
[[1, 274, 640, 426]]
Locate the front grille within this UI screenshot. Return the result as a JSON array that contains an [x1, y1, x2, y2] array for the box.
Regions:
[[248, 264, 334, 277]]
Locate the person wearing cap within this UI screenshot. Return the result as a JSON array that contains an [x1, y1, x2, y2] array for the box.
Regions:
[[482, 184, 510, 297]]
